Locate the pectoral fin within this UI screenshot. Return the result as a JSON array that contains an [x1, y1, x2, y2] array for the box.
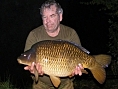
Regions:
[[49, 75, 61, 87], [34, 65, 39, 83]]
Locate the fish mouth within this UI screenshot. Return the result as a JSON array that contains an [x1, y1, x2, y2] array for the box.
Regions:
[[17, 58, 31, 65], [17, 59, 22, 64]]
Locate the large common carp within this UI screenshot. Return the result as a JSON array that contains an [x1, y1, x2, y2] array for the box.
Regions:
[[17, 40, 111, 87]]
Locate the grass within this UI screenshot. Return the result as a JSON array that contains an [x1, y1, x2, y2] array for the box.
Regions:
[[0, 75, 32, 89], [0, 79, 13, 89], [74, 76, 118, 89]]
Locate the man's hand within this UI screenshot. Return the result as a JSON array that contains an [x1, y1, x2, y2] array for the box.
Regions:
[[72, 63, 84, 76], [24, 62, 44, 75]]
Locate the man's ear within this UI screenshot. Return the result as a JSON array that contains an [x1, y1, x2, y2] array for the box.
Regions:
[[59, 13, 63, 21]]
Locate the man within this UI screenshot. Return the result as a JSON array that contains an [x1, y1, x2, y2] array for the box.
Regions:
[[24, 0, 84, 89]]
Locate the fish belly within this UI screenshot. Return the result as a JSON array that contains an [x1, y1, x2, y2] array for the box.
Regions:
[[37, 56, 76, 77]]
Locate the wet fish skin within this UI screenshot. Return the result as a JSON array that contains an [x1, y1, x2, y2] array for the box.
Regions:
[[17, 40, 111, 87]]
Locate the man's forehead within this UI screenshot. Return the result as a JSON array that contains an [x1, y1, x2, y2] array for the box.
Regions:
[[43, 5, 57, 13]]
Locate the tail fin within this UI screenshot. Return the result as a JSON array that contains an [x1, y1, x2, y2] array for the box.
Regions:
[[90, 62, 106, 84], [93, 54, 111, 68], [89, 54, 111, 84]]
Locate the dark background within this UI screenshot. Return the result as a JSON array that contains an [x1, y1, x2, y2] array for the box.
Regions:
[[0, 0, 110, 88]]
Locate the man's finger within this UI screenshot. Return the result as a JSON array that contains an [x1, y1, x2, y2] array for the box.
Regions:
[[36, 63, 44, 75], [31, 62, 35, 70], [74, 66, 79, 75], [78, 63, 84, 69], [24, 66, 30, 70], [77, 66, 82, 76]]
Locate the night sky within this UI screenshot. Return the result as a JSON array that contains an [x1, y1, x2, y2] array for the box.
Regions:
[[0, 0, 110, 88]]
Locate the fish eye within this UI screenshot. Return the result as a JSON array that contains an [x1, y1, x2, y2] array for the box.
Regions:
[[23, 54, 27, 56]]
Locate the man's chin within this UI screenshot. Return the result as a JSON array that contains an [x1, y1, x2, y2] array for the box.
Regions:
[[46, 29, 54, 33]]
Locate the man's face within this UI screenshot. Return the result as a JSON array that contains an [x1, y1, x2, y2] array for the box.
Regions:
[[42, 5, 62, 33]]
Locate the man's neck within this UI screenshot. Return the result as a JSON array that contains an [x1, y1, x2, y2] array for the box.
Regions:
[[46, 27, 60, 37]]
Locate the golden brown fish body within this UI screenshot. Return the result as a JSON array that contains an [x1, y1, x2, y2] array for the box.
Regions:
[[36, 40, 93, 76], [17, 40, 111, 87]]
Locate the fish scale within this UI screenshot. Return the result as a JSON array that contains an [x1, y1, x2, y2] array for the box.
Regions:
[[37, 54, 73, 76], [36, 42, 78, 76], [17, 40, 111, 87]]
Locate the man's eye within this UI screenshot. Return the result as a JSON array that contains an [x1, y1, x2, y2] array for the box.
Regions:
[[51, 14, 55, 18], [51, 14, 57, 18], [42, 16, 46, 19]]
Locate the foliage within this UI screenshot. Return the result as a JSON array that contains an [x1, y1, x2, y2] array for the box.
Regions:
[[0, 79, 13, 89], [80, 0, 118, 75], [83, 0, 118, 15], [0, 75, 32, 89], [74, 77, 118, 89]]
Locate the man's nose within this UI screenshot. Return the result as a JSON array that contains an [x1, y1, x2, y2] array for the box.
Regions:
[[46, 17, 50, 22]]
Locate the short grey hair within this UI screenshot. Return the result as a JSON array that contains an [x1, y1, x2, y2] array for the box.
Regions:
[[40, 0, 63, 15]]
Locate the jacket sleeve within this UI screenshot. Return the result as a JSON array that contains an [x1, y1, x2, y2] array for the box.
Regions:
[[24, 31, 37, 51]]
